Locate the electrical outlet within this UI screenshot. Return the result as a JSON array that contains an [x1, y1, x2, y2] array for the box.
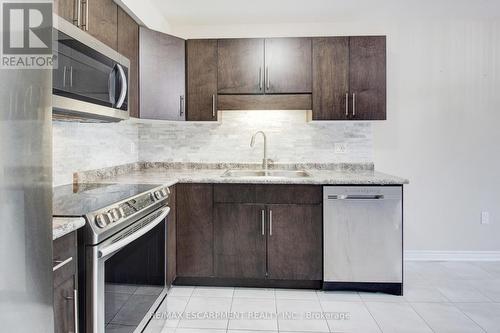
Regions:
[[334, 143, 348, 154], [481, 211, 490, 225]]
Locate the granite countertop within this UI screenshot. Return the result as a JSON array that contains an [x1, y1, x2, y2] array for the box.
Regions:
[[79, 163, 409, 187], [53, 217, 85, 240]]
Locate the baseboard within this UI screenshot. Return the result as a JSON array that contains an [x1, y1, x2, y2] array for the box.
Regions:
[[405, 250, 500, 261]]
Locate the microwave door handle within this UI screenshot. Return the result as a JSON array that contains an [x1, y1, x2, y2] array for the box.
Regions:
[[108, 64, 117, 105], [115, 64, 127, 109], [98, 206, 170, 258]]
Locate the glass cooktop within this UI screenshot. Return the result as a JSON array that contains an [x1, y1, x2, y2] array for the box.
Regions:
[[53, 183, 161, 216]]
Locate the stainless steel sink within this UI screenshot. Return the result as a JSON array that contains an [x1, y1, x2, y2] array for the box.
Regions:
[[222, 169, 311, 178]]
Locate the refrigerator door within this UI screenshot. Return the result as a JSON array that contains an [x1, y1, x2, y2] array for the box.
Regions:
[[0, 69, 53, 331]]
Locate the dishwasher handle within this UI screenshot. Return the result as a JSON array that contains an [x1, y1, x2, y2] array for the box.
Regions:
[[327, 194, 385, 200]]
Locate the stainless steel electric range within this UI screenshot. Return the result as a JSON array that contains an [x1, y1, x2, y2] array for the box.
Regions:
[[53, 183, 171, 333]]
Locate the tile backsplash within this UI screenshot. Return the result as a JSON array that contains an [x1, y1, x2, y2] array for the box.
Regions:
[[53, 110, 372, 185], [138, 111, 372, 164], [53, 120, 139, 186]]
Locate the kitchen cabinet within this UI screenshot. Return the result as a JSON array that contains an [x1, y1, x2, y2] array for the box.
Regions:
[[87, 0, 118, 50], [266, 204, 322, 280], [312, 36, 386, 120], [54, 0, 77, 24], [217, 38, 265, 94], [176, 184, 214, 277], [140, 27, 186, 120], [53, 232, 78, 333], [214, 204, 267, 278], [349, 36, 386, 120], [312, 37, 349, 120], [186, 39, 218, 121], [166, 185, 177, 286], [117, 7, 139, 118], [212, 184, 322, 282], [264, 38, 312, 94]]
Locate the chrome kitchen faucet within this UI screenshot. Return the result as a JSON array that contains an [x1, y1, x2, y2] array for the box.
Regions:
[[250, 131, 268, 172]]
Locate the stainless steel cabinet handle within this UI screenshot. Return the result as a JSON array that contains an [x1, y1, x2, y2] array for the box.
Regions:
[[266, 66, 270, 90], [81, 0, 89, 31], [69, 66, 73, 87], [258, 67, 262, 90], [327, 194, 385, 200], [64, 289, 79, 333], [212, 94, 216, 118], [179, 95, 185, 117], [269, 210, 273, 236], [73, 0, 81, 27], [352, 93, 356, 117], [261, 210, 265, 236], [53, 257, 73, 271], [63, 66, 67, 87], [345, 93, 349, 116]]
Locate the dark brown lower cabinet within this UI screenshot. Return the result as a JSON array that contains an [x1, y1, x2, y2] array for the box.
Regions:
[[166, 185, 177, 286], [267, 204, 322, 280], [54, 276, 77, 333], [176, 184, 214, 277], [214, 204, 267, 278], [53, 232, 78, 333]]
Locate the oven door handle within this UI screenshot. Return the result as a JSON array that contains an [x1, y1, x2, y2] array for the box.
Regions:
[[98, 206, 170, 258]]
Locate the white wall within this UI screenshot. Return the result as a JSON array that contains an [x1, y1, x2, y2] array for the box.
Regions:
[[170, 17, 500, 252]]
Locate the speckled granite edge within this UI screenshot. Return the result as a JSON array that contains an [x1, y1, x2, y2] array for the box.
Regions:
[[75, 162, 142, 184], [53, 217, 85, 240], [76, 161, 375, 183], [141, 162, 375, 172]]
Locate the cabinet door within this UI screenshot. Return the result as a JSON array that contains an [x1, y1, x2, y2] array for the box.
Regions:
[[140, 27, 186, 120], [186, 39, 218, 121], [176, 184, 214, 277], [117, 7, 139, 118], [217, 38, 264, 94], [267, 205, 322, 280], [349, 36, 386, 120], [54, 0, 77, 24], [214, 204, 267, 279], [54, 276, 76, 333], [87, 0, 118, 50], [264, 38, 312, 94], [312, 37, 349, 120], [166, 185, 177, 286]]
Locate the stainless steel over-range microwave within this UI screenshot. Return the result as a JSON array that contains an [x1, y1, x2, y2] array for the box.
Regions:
[[52, 15, 130, 122]]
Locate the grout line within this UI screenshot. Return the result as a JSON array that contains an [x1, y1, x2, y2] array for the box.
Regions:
[[453, 303, 488, 333], [360, 295, 384, 333], [406, 302, 437, 333]]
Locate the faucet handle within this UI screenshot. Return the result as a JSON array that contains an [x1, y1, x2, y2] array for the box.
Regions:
[[266, 158, 274, 166]]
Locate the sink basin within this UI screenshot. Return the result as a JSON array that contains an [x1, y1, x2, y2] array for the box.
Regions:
[[222, 169, 311, 178]]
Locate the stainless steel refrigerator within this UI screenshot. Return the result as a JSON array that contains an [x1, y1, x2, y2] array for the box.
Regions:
[[0, 69, 54, 330]]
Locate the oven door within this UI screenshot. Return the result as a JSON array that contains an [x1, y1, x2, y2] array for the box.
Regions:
[[88, 206, 170, 333]]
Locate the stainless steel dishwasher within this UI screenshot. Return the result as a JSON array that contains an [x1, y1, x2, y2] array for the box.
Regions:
[[323, 186, 403, 295]]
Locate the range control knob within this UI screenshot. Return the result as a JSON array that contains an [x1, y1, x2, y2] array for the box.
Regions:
[[95, 214, 108, 228], [154, 191, 162, 200], [160, 188, 169, 197], [110, 208, 121, 222]]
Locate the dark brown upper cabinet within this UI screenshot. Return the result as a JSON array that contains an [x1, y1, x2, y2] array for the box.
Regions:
[[117, 7, 139, 118], [312, 37, 349, 120], [140, 27, 186, 120], [54, 0, 118, 50], [349, 36, 386, 120], [87, 0, 118, 50], [217, 38, 265, 94], [264, 38, 312, 94], [186, 39, 218, 121], [312, 36, 386, 120]]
